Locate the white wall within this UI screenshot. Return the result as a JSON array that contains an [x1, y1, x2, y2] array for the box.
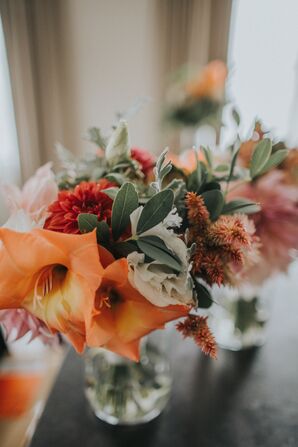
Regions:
[[60, 0, 165, 155]]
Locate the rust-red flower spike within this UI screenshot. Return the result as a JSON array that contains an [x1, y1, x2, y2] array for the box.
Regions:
[[186, 192, 210, 229], [208, 215, 249, 247], [176, 315, 217, 359]]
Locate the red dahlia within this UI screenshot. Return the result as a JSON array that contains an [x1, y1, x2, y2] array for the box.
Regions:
[[131, 147, 155, 177], [44, 179, 115, 234]]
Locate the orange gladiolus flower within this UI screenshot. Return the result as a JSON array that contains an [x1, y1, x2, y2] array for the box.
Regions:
[[87, 248, 189, 361], [0, 228, 103, 352], [0, 229, 188, 360]]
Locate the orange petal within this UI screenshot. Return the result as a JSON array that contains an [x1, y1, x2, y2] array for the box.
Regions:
[[104, 338, 140, 362]]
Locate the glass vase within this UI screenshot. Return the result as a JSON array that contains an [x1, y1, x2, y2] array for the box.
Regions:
[[209, 285, 270, 351], [84, 331, 172, 425]]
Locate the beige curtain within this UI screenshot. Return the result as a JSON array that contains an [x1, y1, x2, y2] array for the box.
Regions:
[[0, 0, 76, 180], [160, 0, 232, 76], [0, 0, 232, 180]]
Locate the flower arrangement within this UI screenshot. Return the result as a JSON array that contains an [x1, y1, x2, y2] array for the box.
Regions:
[[164, 60, 227, 129], [0, 120, 284, 361], [227, 122, 298, 284]]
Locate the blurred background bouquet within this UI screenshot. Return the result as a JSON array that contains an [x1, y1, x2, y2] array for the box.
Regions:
[[209, 122, 298, 350], [164, 60, 227, 148]]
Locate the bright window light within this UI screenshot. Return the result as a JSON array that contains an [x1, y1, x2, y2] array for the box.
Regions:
[[224, 0, 298, 145], [0, 15, 21, 222]]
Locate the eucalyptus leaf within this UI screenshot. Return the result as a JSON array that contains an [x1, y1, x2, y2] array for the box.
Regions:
[[78, 213, 99, 233], [138, 235, 182, 264], [231, 108, 241, 126], [112, 241, 139, 258], [250, 138, 272, 178], [152, 148, 172, 191], [194, 280, 213, 309], [137, 238, 182, 273], [105, 173, 125, 185], [228, 146, 240, 183], [86, 127, 107, 149], [257, 149, 288, 176], [223, 199, 261, 215], [96, 220, 110, 244], [201, 189, 224, 221], [214, 164, 229, 172], [112, 182, 138, 241], [102, 187, 119, 199], [200, 181, 221, 193], [201, 146, 213, 169], [137, 189, 174, 234]]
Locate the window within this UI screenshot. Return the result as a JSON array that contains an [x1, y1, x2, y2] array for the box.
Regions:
[[0, 15, 21, 223], [224, 0, 298, 145]]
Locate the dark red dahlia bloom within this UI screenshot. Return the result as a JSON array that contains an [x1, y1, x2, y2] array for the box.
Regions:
[[131, 147, 155, 177], [44, 179, 115, 234]]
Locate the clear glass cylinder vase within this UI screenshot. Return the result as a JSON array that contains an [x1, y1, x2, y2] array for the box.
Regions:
[[209, 285, 270, 351], [84, 331, 172, 425]]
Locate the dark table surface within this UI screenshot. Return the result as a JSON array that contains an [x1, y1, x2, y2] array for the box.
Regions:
[[30, 278, 298, 447]]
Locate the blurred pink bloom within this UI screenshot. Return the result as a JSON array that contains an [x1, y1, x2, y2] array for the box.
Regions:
[[229, 214, 261, 284], [131, 147, 155, 178], [229, 170, 298, 283], [0, 309, 57, 345], [0, 164, 59, 345], [1, 163, 58, 225]]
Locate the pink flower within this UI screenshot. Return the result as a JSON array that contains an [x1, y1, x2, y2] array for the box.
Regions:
[[131, 147, 155, 178], [1, 163, 58, 225], [0, 309, 57, 345], [0, 164, 59, 345], [229, 170, 298, 283]]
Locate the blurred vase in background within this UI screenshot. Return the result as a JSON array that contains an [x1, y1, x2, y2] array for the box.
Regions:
[[84, 330, 172, 426], [209, 285, 270, 351]]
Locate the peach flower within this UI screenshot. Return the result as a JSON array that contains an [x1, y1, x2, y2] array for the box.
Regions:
[[186, 60, 227, 101], [167, 148, 206, 174], [0, 228, 102, 352]]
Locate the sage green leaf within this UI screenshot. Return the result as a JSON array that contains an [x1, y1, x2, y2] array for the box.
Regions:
[[258, 149, 288, 176], [78, 214, 111, 244], [228, 146, 240, 183], [152, 148, 172, 191], [214, 164, 229, 172], [231, 108, 241, 126], [112, 241, 139, 258], [137, 237, 182, 273], [112, 182, 138, 241], [201, 181, 220, 192], [86, 127, 107, 149], [201, 190, 224, 221], [102, 187, 119, 199], [202, 146, 213, 168], [105, 173, 125, 185], [138, 235, 182, 264], [78, 213, 99, 234], [96, 221, 110, 244], [223, 199, 261, 215], [194, 280, 213, 309], [137, 189, 174, 234], [250, 138, 272, 178]]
